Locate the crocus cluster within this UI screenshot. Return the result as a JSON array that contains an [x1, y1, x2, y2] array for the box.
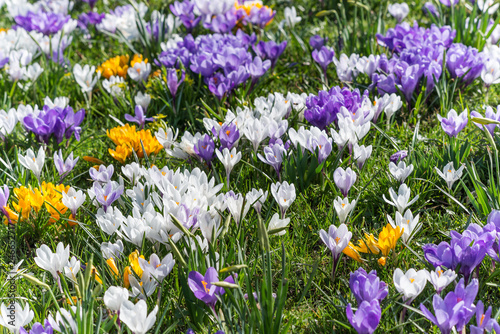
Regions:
[[15, 11, 71, 35], [23, 104, 85, 144], [157, 32, 285, 100], [346, 268, 386, 334], [423, 223, 496, 282]]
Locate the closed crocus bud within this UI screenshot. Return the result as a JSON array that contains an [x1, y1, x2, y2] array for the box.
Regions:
[[309, 35, 326, 50], [119, 300, 158, 334], [134, 92, 151, 111], [312, 46, 335, 73], [73, 64, 100, 93], [333, 167, 357, 197], [246, 188, 268, 214], [383, 183, 419, 213], [346, 300, 381, 334]]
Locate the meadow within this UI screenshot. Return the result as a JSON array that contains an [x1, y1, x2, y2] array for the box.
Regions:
[[1, 0, 500, 333]]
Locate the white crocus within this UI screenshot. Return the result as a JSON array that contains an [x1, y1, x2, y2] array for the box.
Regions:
[[0, 302, 34, 333], [62, 187, 86, 218], [333, 53, 359, 82], [388, 3, 410, 22], [18, 146, 45, 181], [428, 267, 457, 293], [387, 209, 421, 243], [389, 161, 414, 183], [47, 307, 78, 334], [226, 193, 251, 225], [22, 63, 44, 81], [271, 181, 296, 217], [135, 92, 151, 111], [333, 197, 356, 224], [393, 268, 429, 301], [353, 144, 372, 169], [319, 224, 352, 261], [127, 61, 151, 83], [0, 108, 18, 136], [383, 183, 419, 213], [103, 75, 126, 97], [215, 147, 242, 184], [139, 253, 175, 282], [73, 64, 100, 93], [104, 286, 129, 312], [435, 162, 465, 189], [34, 242, 70, 280], [119, 300, 158, 334], [481, 60, 500, 86], [246, 188, 268, 214], [384, 94, 403, 119], [63, 256, 81, 283], [478, 0, 499, 14], [267, 213, 290, 236], [283, 6, 302, 28]]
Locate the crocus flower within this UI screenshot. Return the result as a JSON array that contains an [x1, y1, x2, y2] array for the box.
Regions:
[[246, 188, 268, 214], [62, 187, 86, 219], [73, 64, 100, 94], [309, 35, 326, 50], [194, 134, 216, 166], [219, 123, 240, 150], [139, 253, 175, 282], [20, 319, 54, 334], [389, 161, 414, 183], [470, 300, 500, 333], [103, 286, 129, 312], [0, 185, 10, 217], [333, 197, 356, 224], [188, 267, 236, 309], [258, 144, 286, 178], [349, 268, 388, 304], [119, 300, 158, 334], [423, 2, 439, 17], [128, 61, 151, 83], [428, 267, 457, 294], [383, 183, 419, 213], [319, 224, 352, 264], [435, 162, 465, 189], [420, 293, 465, 334], [34, 242, 70, 280], [252, 40, 287, 69], [93, 182, 124, 211], [387, 209, 421, 243], [270, 181, 296, 217], [283, 6, 302, 28], [15, 11, 70, 35], [18, 147, 45, 182], [312, 46, 335, 74], [437, 109, 469, 137], [390, 150, 407, 163], [446, 44, 484, 86], [388, 3, 410, 23], [471, 106, 500, 135], [346, 300, 381, 334], [167, 68, 185, 100], [89, 165, 114, 183], [124, 105, 154, 130], [333, 167, 357, 197], [216, 147, 242, 185], [0, 302, 34, 333], [246, 56, 271, 84], [393, 268, 429, 302], [267, 213, 291, 236], [353, 144, 372, 169], [54, 149, 79, 177]]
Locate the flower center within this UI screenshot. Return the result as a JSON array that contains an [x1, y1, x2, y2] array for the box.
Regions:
[[201, 280, 209, 293], [409, 278, 415, 283]]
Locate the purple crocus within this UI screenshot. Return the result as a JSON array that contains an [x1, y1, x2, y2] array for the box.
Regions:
[[89, 165, 114, 183], [219, 123, 240, 150], [470, 300, 500, 334], [246, 56, 271, 84], [258, 143, 286, 178], [333, 167, 357, 197], [349, 268, 388, 304], [93, 181, 124, 211], [187, 267, 236, 309], [446, 43, 484, 86], [124, 105, 154, 130], [454, 278, 479, 330], [346, 300, 382, 334], [15, 11, 70, 35], [420, 293, 466, 334], [312, 46, 335, 75], [0, 184, 9, 217], [194, 134, 215, 166], [170, 0, 201, 31], [167, 68, 186, 100], [82, 0, 97, 9], [252, 40, 287, 69], [423, 2, 440, 17], [54, 150, 79, 177], [437, 109, 468, 137], [77, 12, 105, 30], [471, 107, 500, 135], [20, 320, 54, 334], [390, 150, 408, 163], [309, 35, 326, 50]]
